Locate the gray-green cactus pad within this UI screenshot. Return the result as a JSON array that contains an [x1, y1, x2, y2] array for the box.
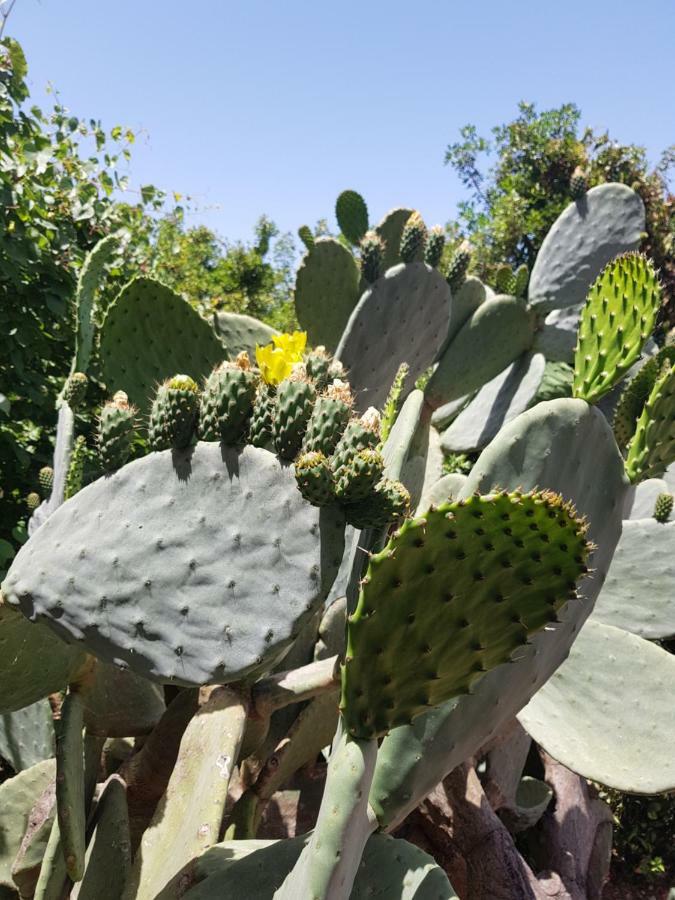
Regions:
[[591, 519, 675, 639], [3, 444, 344, 686], [416, 472, 468, 515], [0, 759, 55, 892], [440, 352, 545, 453], [82, 664, 166, 737], [625, 477, 671, 520], [374, 207, 416, 271], [370, 398, 628, 828], [336, 262, 451, 412], [533, 304, 581, 363], [430, 394, 473, 431], [212, 311, 278, 361], [443, 275, 486, 350], [425, 295, 534, 408], [528, 184, 645, 312], [294, 238, 361, 352], [0, 603, 85, 714], [0, 700, 53, 772], [99, 278, 224, 414], [518, 619, 675, 793], [183, 833, 457, 899]]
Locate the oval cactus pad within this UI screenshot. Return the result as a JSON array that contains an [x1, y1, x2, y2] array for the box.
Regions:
[[2, 444, 344, 686]]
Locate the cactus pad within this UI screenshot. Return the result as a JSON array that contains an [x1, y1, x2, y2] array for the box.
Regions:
[[335, 190, 369, 245], [613, 347, 675, 450], [623, 361, 675, 482], [212, 310, 277, 361], [2, 443, 345, 686], [340, 491, 589, 740], [0, 699, 53, 772], [374, 207, 415, 270], [294, 238, 361, 352], [426, 295, 534, 408], [336, 262, 451, 411], [528, 184, 645, 312], [99, 278, 224, 415], [573, 254, 661, 404], [0, 759, 55, 892]]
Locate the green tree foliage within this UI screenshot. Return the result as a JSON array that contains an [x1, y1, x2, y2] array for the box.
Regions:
[[444, 102, 675, 323]]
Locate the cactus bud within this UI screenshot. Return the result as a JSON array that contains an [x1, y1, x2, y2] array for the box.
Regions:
[[423, 226, 446, 268], [295, 451, 336, 507], [149, 375, 200, 451], [26, 491, 40, 511], [335, 448, 384, 503], [446, 241, 471, 293], [399, 212, 427, 264], [63, 372, 88, 410], [653, 492, 673, 523], [200, 361, 257, 444], [99, 392, 137, 472], [38, 466, 54, 495], [359, 230, 385, 284], [570, 166, 589, 199]]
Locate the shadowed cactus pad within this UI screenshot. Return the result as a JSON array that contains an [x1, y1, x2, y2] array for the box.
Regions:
[[2, 443, 345, 686], [340, 491, 590, 740], [148, 375, 200, 451], [573, 254, 661, 404]]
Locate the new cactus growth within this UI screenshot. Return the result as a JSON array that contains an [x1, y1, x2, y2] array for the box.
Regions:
[[331, 409, 381, 482], [335, 189, 369, 245], [399, 211, 427, 264], [343, 477, 411, 529], [65, 435, 87, 499], [359, 230, 385, 284], [63, 372, 88, 410], [302, 379, 353, 455], [26, 492, 40, 511], [305, 345, 331, 390], [273, 367, 317, 460], [248, 383, 275, 448], [334, 447, 384, 502], [653, 492, 674, 523], [199, 355, 258, 444], [148, 375, 200, 451], [494, 263, 516, 295], [423, 225, 445, 268], [38, 466, 54, 494], [98, 391, 136, 472], [570, 165, 589, 199], [446, 240, 471, 293], [294, 451, 336, 506]]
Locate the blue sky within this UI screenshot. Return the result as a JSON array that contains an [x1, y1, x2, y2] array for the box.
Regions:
[[10, 0, 675, 246]]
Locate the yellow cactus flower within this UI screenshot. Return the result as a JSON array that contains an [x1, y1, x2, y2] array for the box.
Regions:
[[271, 330, 307, 361]]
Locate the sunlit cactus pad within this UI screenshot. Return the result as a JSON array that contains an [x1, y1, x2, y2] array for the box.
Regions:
[[2, 443, 344, 686], [341, 491, 589, 740]]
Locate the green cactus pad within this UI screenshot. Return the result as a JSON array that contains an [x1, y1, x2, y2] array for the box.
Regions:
[[373, 207, 415, 270], [624, 362, 675, 482], [182, 833, 457, 899], [0, 602, 85, 714], [573, 254, 661, 404], [2, 444, 344, 686], [294, 238, 361, 352], [273, 377, 317, 460], [591, 519, 675, 639], [341, 491, 589, 741], [248, 383, 275, 449], [0, 699, 53, 772], [335, 190, 369, 245], [336, 262, 451, 412], [518, 619, 675, 793], [75, 775, 130, 900], [56, 691, 86, 881], [369, 398, 628, 829], [148, 376, 200, 451], [443, 275, 485, 349], [297, 225, 314, 250], [211, 311, 277, 361], [426, 295, 534, 408], [0, 759, 55, 892], [613, 347, 675, 450], [99, 277, 224, 415], [440, 352, 545, 453], [72, 235, 118, 375], [528, 184, 645, 312], [199, 363, 258, 444], [294, 451, 336, 507]]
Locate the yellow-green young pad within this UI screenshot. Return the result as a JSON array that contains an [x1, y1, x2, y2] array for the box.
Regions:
[[336, 262, 451, 412], [0, 759, 55, 892], [211, 311, 278, 361], [294, 237, 361, 352], [99, 277, 224, 415], [625, 363, 675, 482], [518, 619, 675, 793], [528, 184, 645, 312], [2, 443, 345, 686], [573, 254, 661, 404], [182, 833, 457, 900], [340, 492, 589, 740], [0, 602, 86, 714]]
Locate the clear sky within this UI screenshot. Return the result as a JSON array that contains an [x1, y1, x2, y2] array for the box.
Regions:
[[9, 0, 675, 245]]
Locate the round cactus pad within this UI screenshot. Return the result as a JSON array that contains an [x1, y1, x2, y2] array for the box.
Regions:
[[2, 444, 345, 686], [99, 277, 224, 415], [337, 262, 451, 412], [528, 183, 645, 312], [341, 491, 589, 741], [212, 311, 278, 361]]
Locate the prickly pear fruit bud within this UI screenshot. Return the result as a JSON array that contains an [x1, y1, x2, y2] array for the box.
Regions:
[[327, 358, 346, 382], [200, 358, 258, 444], [65, 435, 87, 499], [305, 346, 331, 391], [495, 263, 516, 295], [359, 230, 385, 284], [99, 391, 137, 472], [399, 212, 427, 264], [513, 263, 529, 299], [446, 240, 471, 293], [248, 384, 276, 449], [331, 409, 381, 481], [63, 372, 88, 410], [303, 380, 353, 456], [335, 448, 384, 503], [570, 166, 588, 199], [344, 478, 411, 529], [273, 374, 317, 460], [26, 491, 40, 511], [38, 466, 54, 494], [149, 375, 200, 451], [295, 451, 336, 507], [423, 225, 446, 268], [653, 492, 673, 523]]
